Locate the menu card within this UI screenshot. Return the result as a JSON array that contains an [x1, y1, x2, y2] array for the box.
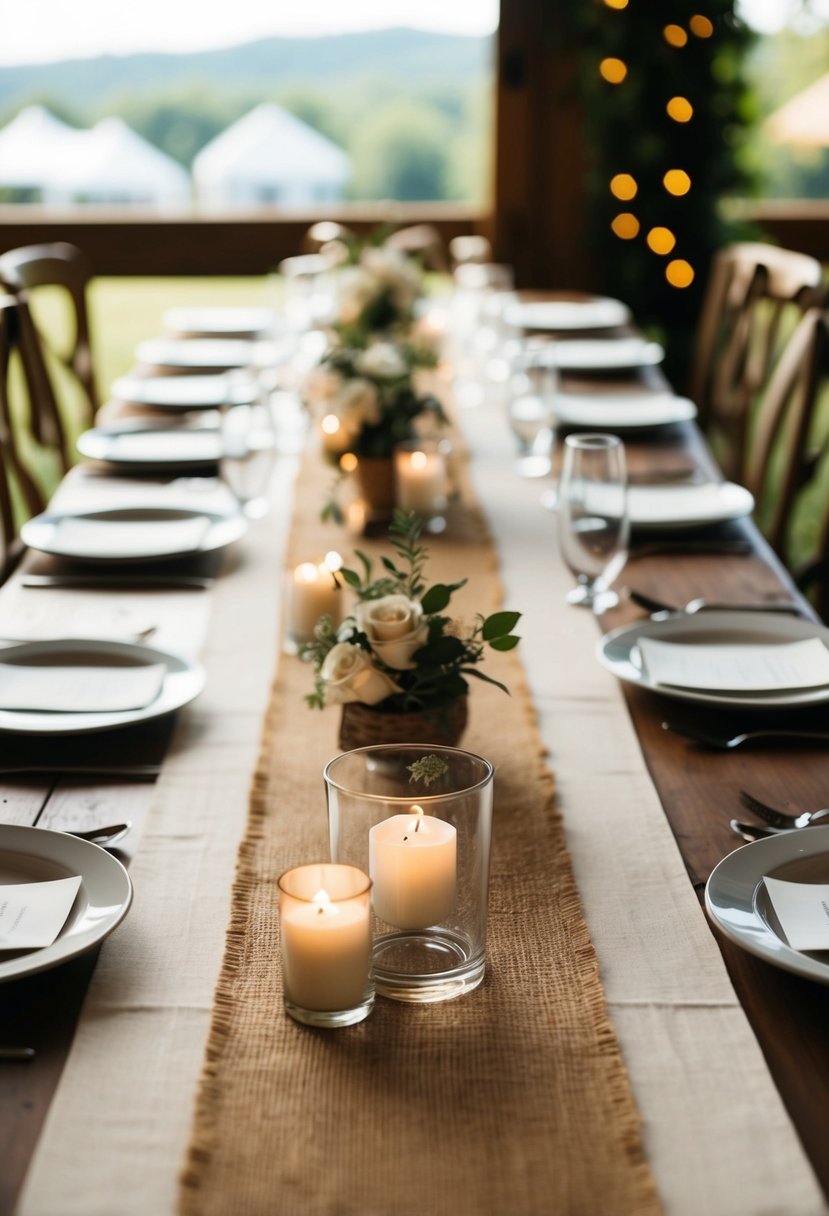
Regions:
[[53, 515, 211, 558], [764, 876, 829, 951], [638, 636, 829, 692], [0, 875, 82, 949], [0, 662, 166, 712]]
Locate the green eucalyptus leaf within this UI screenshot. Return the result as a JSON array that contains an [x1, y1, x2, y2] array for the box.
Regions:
[[489, 634, 520, 652], [420, 584, 452, 613], [482, 611, 521, 640], [340, 568, 362, 590]]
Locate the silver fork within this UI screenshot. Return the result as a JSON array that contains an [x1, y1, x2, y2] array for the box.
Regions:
[[739, 789, 829, 830], [661, 721, 829, 749]]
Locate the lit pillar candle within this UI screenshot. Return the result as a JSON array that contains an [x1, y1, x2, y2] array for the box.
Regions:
[[287, 554, 342, 645], [369, 806, 457, 930], [278, 864, 372, 1013], [320, 413, 347, 455], [394, 447, 447, 516]]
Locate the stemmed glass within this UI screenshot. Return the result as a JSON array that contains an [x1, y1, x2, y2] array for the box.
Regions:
[[506, 344, 558, 478], [219, 371, 278, 519], [557, 433, 629, 612]]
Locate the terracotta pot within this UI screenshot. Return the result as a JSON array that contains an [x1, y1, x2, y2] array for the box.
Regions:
[[338, 698, 468, 752], [354, 456, 396, 514]]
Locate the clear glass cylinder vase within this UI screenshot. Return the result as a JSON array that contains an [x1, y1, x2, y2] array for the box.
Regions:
[[324, 744, 494, 1003]]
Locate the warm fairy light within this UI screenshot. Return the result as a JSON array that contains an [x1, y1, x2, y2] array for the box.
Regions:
[[296, 562, 320, 584], [321, 414, 340, 435], [666, 259, 695, 288], [610, 173, 637, 200], [663, 169, 692, 196], [667, 96, 694, 123], [603, 0, 629, 8], [323, 551, 343, 572], [646, 227, 677, 255], [663, 24, 688, 47], [611, 213, 640, 240], [690, 14, 714, 37], [599, 57, 627, 84], [339, 452, 358, 473]]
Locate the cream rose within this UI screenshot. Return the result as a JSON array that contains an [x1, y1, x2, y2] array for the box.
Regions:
[[337, 266, 377, 326], [361, 246, 421, 312], [320, 643, 402, 706], [336, 378, 382, 434], [355, 595, 429, 670], [355, 342, 407, 380]]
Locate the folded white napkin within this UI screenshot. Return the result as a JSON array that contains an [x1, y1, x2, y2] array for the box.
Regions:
[[107, 430, 222, 461], [639, 636, 829, 692], [627, 482, 753, 527], [0, 662, 166, 712]]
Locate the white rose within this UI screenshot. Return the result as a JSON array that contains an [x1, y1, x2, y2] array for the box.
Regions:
[[355, 595, 429, 670], [361, 247, 421, 312], [320, 643, 402, 706], [355, 342, 407, 380], [337, 267, 377, 325], [337, 377, 382, 434]]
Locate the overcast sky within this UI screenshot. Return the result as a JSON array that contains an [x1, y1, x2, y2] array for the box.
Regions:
[[0, 0, 498, 66], [0, 1, 824, 68]]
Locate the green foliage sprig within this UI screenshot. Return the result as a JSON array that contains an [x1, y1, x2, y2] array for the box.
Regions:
[[302, 510, 521, 718]]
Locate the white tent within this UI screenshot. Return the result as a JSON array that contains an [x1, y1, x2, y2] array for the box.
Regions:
[[43, 117, 191, 207], [766, 73, 829, 147], [193, 103, 349, 209], [0, 105, 77, 194]]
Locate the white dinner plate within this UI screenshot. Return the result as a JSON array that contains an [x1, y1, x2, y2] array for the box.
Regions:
[[555, 391, 697, 432], [21, 505, 247, 564], [0, 824, 132, 982], [77, 424, 222, 468], [552, 337, 665, 373], [111, 373, 256, 411], [135, 338, 255, 373], [505, 297, 631, 331], [627, 481, 754, 532], [162, 306, 274, 339], [705, 827, 829, 986], [0, 638, 204, 734], [597, 610, 829, 709]]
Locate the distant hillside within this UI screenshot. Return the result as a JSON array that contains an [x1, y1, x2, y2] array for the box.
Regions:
[[0, 28, 491, 117]]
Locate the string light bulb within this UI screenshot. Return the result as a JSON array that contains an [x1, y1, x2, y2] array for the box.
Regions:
[[647, 227, 677, 255], [610, 173, 638, 200], [666, 97, 694, 123], [663, 169, 692, 196], [690, 14, 714, 37], [611, 213, 640, 240], [666, 259, 695, 288], [599, 57, 628, 84], [663, 24, 688, 47]]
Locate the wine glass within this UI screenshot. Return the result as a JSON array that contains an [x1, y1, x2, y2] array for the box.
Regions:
[[506, 345, 558, 478], [557, 433, 629, 612], [220, 372, 278, 519]]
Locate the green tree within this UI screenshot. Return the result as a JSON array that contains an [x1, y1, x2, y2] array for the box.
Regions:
[[349, 101, 452, 201]]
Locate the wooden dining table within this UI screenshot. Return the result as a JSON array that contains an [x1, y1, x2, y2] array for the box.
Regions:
[[1, 297, 829, 1215]]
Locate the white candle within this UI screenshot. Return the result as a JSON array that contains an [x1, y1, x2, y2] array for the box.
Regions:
[[394, 447, 447, 516], [288, 557, 342, 644], [279, 865, 372, 1012], [369, 806, 457, 930]]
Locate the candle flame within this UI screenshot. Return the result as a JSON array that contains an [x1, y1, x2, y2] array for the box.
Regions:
[[323, 550, 343, 572], [408, 805, 425, 834], [296, 562, 320, 583], [312, 888, 331, 914], [340, 452, 358, 473], [321, 414, 340, 435], [411, 450, 428, 471]]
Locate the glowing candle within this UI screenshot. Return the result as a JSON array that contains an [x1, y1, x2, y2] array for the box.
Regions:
[[394, 447, 447, 516], [287, 554, 342, 645], [278, 865, 372, 1013], [369, 806, 457, 930]]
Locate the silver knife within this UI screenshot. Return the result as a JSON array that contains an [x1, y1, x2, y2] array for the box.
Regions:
[[21, 574, 214, 591]]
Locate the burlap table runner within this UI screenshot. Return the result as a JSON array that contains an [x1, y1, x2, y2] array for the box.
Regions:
[[179, 429, 662, 1216]]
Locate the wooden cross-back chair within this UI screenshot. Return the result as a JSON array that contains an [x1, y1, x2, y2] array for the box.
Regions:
[[0, 295, 54, 580], [689, 242, 825, 482], [0, 241, 98, 464]]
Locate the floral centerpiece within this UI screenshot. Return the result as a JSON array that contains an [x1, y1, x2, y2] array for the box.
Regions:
[[331, 238, 424, 347], [301, 511, 521, 748]]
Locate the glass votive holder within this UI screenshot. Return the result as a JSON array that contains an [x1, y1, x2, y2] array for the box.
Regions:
[[283, 553, 343, 654], [324, 744, 494, 1004], [277, 863, 374, 1028], [393, 440, 449, 532]]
